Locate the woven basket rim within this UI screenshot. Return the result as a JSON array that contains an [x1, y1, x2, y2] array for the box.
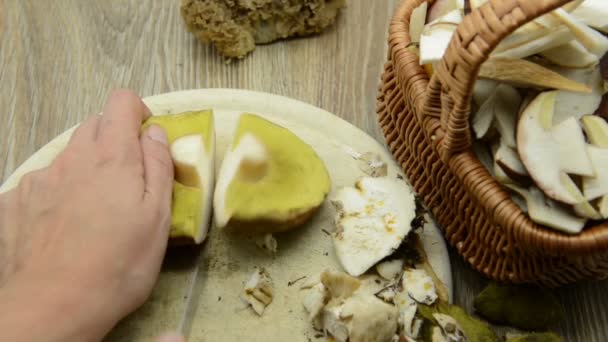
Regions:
[[389, 0, 608, 256]]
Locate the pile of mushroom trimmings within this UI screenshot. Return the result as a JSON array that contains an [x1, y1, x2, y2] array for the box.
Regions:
[[301, 176, 454, 342], [412, 0, 608, 234]]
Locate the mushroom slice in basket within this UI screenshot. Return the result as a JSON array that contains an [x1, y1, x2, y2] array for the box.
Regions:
[[472, 86, 499, 139], [552, 66, 605, 124], [427, 0, 460, 23], [582, 146, 608, 202], [571, 0, 608, 33], [472, 79, 499, 109], [517, 91, 593, 204], [551, 8, 608, 57], [541, 41, 599, 69], [409, 2, 428, 44], [492, 85, 521, 148], [493, 26, 573, 60], [479, 58, 592, 93], [472, 84, 521, 142], [419, 9, 462, 65], [573, 200, 603, 220], [507, 185, 586, 234], [494, 139, 529, 185], [582, 115, 608, 148]]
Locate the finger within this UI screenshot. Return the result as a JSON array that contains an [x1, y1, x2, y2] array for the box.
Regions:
[[141, 125, 173, 204], [98, 89, 151, 152], [155, 332, 185, 342], [67, 114, 101, 146]]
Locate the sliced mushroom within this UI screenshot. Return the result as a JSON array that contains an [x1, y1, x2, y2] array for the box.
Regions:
[[433, 313, 466, 342], [254, 233, 278, 254], [472, 79, 499, 109], [242, 269, 274, 315], [492, 85, 522, 148], [551, 8, 608, 57], [320, 270, 361, 299], [553, 117, 594, 176], [599, 196, 608, 218], [493, 26, 573, 60], [552, 66, 605, 124], [573, 200, 602, 220], [472, 84, 521, 142], [582, 146, 608, 201], [506, 185, 586, 234], [419, 9, 463, 65], [331, 177, 417, 277], [302, 283, 329, 328], [582, 115, 608, 148], [479, 58, 592, 93], [376, 259, 405, 281], [401, 268, 438, 305], [472, 141, 494, 175], [494, 139, 529, 185], [541, 40, 599, 69], [472, 86, 499, 139], [571, 0, 608, 33], [517, 91, 592, 204], [394, 290, 421, 339], [427, 0, 460, 23], [409, 2, 428, 44]]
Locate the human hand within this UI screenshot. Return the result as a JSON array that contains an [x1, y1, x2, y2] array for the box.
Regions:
[[0, 90, 174, 341]]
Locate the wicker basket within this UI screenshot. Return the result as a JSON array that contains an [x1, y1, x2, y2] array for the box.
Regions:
[[377, 0, 608, 286]]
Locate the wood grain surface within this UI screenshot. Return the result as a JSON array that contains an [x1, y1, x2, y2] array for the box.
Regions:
[[1, 1, 607, 341]]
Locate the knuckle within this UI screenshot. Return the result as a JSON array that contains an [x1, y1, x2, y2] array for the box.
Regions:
[[147, 149, 173, 173]]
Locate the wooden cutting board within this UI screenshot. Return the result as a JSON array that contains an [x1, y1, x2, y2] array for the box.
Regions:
[[0, 89, 453, 342]]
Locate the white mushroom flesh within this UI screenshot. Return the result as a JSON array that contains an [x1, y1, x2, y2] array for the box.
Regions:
[[402, 268, 438, 305], [331, 177, 417, 277], [242, 269, 274, 315], [376, 259, 405, 281]]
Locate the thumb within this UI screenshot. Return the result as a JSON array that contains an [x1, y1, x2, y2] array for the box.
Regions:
[[155, 332, 185, 342], [141, 125, 174, 205]]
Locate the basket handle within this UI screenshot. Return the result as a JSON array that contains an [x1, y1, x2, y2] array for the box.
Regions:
[[424, 0, 572, 160]]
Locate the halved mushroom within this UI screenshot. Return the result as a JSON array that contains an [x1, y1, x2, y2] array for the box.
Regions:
[[479, 58, 592, 93], [541, 40, 599, 69], [551, 8, 608, 57], [517, 91, 593, 204], [506, 185, 586, 234]]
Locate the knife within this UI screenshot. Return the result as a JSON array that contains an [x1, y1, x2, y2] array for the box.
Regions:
[[177, 250, 204, 340]]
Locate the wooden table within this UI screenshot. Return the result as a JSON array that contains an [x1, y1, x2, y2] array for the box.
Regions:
[[1, 1, 607, 341]]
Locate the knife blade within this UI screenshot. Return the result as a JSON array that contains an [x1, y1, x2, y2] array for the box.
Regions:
[[177, 251, 204, 340]]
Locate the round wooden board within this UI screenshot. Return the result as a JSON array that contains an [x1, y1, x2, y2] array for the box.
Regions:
[[0, 89, 452, 341]]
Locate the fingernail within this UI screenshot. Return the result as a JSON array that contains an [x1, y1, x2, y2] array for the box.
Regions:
[[156, 332, 185, 342], [147, 125, 168, 145]]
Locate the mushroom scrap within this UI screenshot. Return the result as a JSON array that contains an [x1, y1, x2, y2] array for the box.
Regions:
[[413, 0, 608, 234]]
